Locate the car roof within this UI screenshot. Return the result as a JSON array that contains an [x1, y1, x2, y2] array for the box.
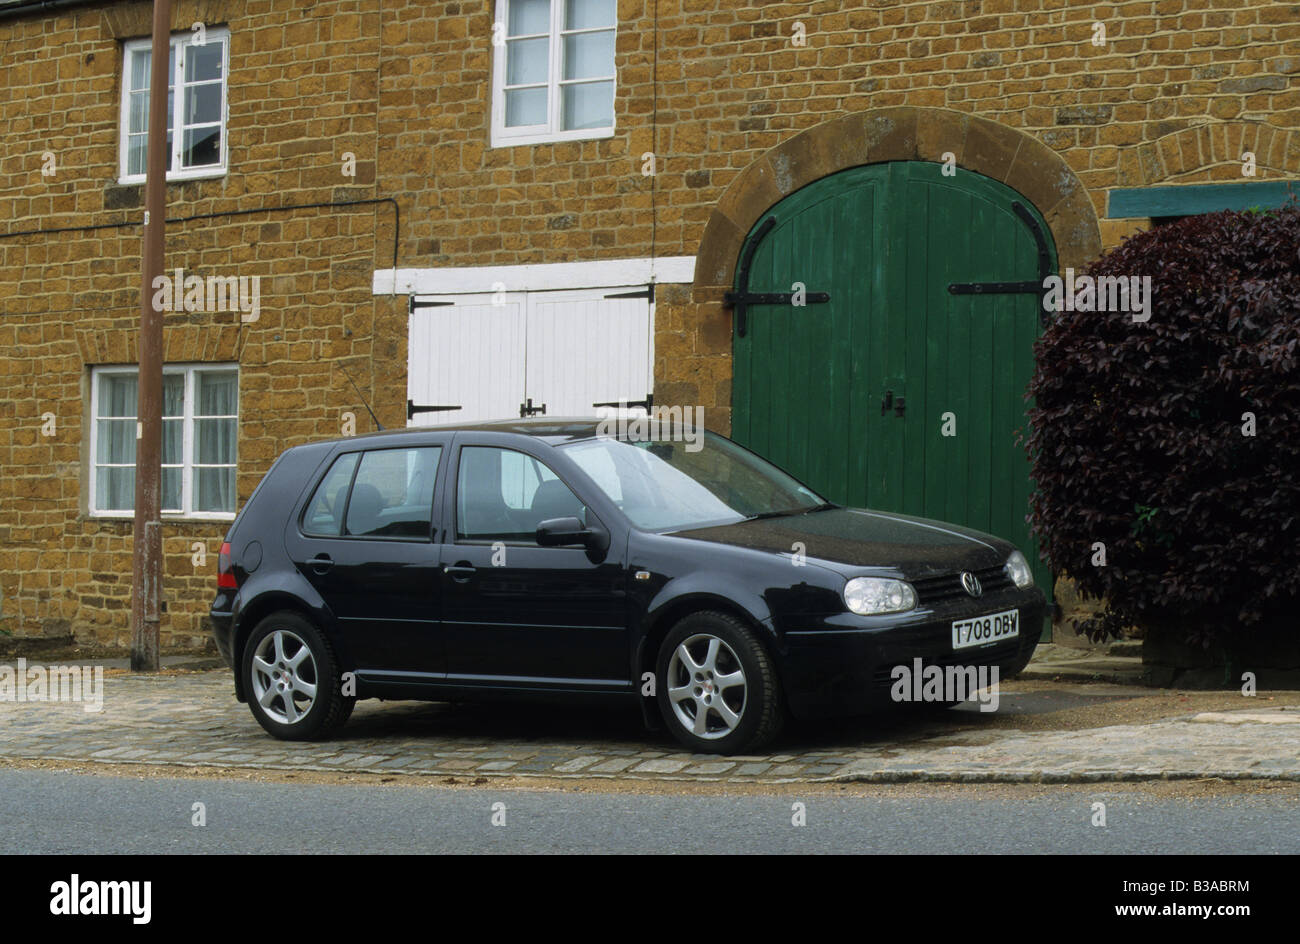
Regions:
[[303, 417, 611, 450], [289, 415, 716, 457]]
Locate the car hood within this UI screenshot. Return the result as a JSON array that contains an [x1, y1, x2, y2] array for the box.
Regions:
[[670, 506, 1011, 578]]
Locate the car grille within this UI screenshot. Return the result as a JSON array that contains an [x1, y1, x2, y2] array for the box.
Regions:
[[911, 565, 1011, 603]]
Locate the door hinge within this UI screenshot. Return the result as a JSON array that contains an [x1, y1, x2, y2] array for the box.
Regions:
[[724, 288, 832, 338], [947, 280, 1042, 295], [407, 400, 462, 420], [725, 290, 831, 305], [725, 216, 832, 338], [605, 285, 654, 301], [408, 298, 455, 315], [945, 201, 1055, 327], [593, 394, 653, 411]]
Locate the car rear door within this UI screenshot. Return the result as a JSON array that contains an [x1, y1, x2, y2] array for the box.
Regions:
[[284, 439, 449, 675]]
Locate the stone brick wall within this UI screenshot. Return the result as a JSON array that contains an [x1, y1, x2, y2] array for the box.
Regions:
[[1, 0, 1297, 649], [0, 0, 402, 648], [378, 0, 1300, 436]]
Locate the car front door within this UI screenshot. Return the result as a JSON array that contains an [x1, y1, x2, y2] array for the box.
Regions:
[[285, 442, 448, 675], [440, 441, 629, 690]]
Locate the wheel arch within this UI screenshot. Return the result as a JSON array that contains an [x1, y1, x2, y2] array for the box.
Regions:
[[231, 592, 345, 703], [639, 594, 788, 753], [637, 592, 781, 689]]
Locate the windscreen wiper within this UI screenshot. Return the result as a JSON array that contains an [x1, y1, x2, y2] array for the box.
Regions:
[[744, 502, 836, 521]]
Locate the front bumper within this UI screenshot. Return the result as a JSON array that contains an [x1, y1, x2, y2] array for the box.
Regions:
[[779, 588, 1046, 720]]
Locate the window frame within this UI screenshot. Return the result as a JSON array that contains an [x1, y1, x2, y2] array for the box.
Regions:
[[298, 446, 444, 544], [452, 444, 586, 545], [490, 0, 617, 148], [300, 451, 362, 539], [118, 26, 230, 185], [88, 363, 239, 521]]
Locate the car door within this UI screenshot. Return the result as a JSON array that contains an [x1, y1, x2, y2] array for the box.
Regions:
[[440, 440, 629, 689], [285, 442, 448, 675]]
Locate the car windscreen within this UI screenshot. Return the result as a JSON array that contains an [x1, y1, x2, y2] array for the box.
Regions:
[[561, 432, 826, 532]]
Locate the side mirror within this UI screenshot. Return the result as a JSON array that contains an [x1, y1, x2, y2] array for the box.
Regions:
[[536, 516, 593, 547]]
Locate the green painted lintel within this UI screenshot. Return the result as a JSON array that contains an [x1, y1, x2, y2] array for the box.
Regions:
[[1106, 180, 1300, 218]]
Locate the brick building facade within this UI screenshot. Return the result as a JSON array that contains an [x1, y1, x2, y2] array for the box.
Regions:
[[1, 0, 1297, 651]]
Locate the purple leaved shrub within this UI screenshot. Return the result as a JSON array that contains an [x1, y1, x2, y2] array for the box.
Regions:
[[1027, 204, 1300, 649]]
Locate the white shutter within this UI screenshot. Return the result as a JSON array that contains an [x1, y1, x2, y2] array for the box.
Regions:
[[406, 294, 526, 426], [405, 287, 653, 425], [525, 288, 652, 417]]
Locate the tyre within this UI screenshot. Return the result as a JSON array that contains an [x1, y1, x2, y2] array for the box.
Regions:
[[242, 611, 354, 740], [655, 610, 784, 754]]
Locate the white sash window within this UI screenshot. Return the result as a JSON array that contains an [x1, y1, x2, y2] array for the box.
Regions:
[[492, 0, 617, 147]]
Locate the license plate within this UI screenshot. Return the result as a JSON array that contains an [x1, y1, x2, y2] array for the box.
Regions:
[[951, 608, 1019, 650]]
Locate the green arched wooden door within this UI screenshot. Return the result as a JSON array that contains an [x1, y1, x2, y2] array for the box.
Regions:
[[730, 161, 1055, 613]]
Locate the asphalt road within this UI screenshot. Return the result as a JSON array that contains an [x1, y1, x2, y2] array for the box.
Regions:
[[3, 768, 1296, 854]]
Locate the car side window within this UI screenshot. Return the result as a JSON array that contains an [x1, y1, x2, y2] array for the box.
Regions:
[[302, 452, 359, 536], [344, 446, 442, 539], [457, 446, 585, 543], [499, 448, 558, 510]]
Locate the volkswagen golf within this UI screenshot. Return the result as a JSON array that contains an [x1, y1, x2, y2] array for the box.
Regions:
[[210, 418, 1045, 754]]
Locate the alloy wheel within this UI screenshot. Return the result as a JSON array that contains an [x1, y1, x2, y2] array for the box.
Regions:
[[249, 629, 318, 725], [666, 633, 748, 739]]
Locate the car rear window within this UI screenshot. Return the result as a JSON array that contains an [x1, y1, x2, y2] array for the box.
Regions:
[[302, 452, 359, 537]]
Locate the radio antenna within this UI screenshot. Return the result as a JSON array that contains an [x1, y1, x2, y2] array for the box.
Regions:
[[338, 364, 384, 431]]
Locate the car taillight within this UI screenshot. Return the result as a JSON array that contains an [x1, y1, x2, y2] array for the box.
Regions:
[[217, 541, 238, 589]]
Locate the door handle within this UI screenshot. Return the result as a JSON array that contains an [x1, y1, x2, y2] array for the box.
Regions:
[[894, 396, 906, 418], [880, 390, 893, 415], [444, 562, 476, 582], [309, 554, 333, 575]]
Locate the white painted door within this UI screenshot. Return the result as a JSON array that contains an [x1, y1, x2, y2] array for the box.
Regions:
[[406, 287, 653, 426], [525, 289, 653, 417], [405, 293, 526, 426]]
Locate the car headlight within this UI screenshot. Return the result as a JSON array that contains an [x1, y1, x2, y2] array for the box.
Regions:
[[844, 577, 917, 615], [1004, 550, 1034, 588]]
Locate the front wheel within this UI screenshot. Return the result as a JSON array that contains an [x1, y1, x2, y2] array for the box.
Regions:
[[242, 611, 354, 740], [655, 611, 784, 755]]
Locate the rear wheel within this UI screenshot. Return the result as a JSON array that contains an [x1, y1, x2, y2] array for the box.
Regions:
[[242, 611, 354, 740], [655, 611, 784, 754]]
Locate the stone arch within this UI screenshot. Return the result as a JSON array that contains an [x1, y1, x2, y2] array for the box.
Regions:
[[1121, 120, 1300, 186], [693, 106, 1101, 296]]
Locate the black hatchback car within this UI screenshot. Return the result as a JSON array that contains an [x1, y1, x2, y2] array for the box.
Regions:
[[211, 418, 1045, 754]]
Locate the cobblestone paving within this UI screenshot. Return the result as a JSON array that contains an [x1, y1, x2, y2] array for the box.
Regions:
[[1, 672, 1297, 783], [836, 711, 1300, 783]]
